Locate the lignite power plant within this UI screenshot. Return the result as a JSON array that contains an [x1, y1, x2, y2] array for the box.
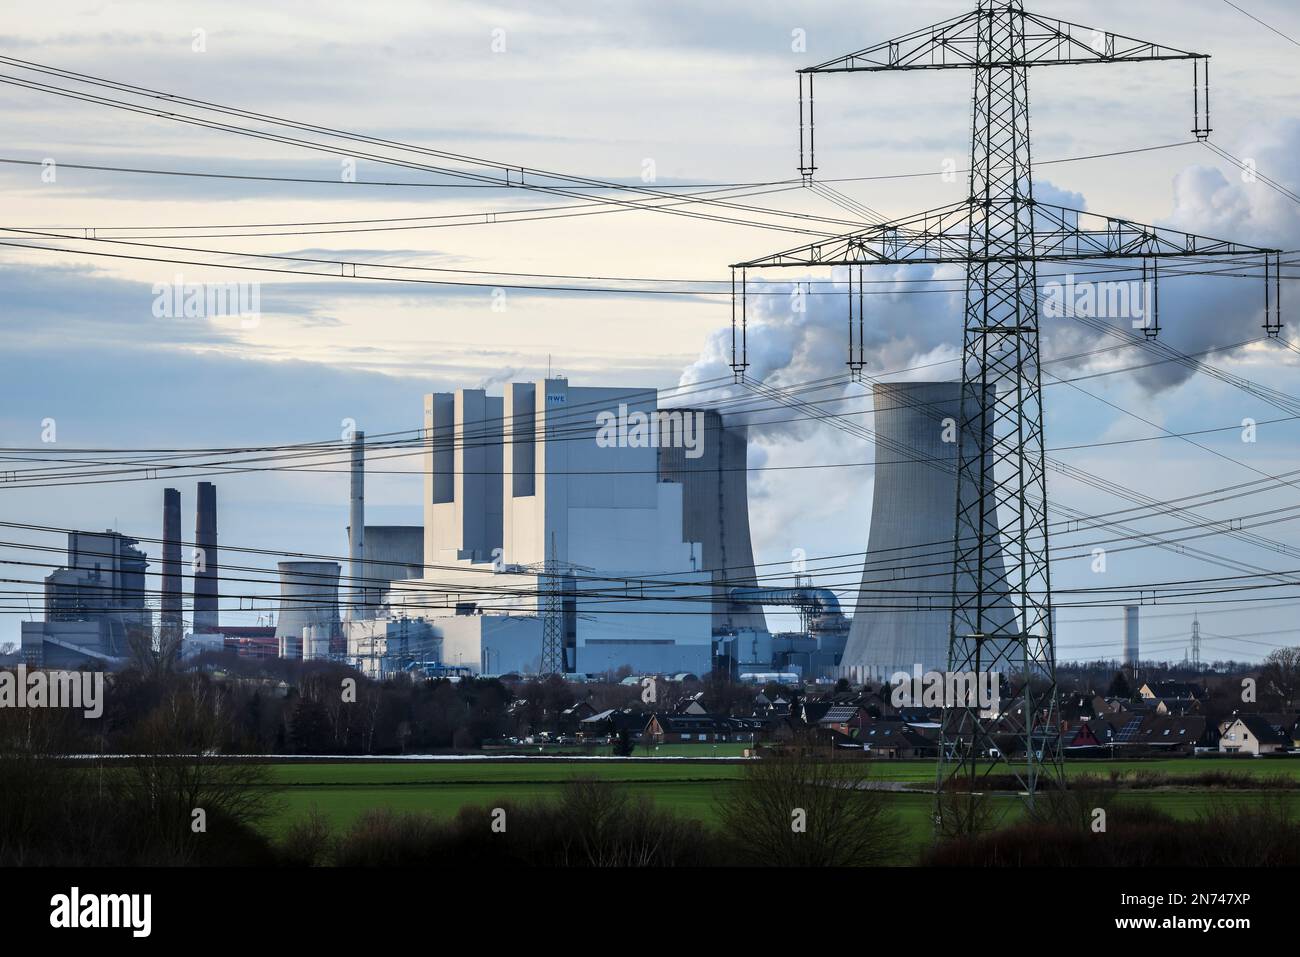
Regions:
[[338, 378, 858, 680], [18, 376, 1023, 682], [284, 376, 1005, 683]]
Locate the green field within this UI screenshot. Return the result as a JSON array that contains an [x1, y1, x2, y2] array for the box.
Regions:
[[483, 742, 755, 758], [262, 755, 1300, 856]]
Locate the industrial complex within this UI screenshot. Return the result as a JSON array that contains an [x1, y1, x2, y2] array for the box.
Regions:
[[17, 376, 1098, 686]]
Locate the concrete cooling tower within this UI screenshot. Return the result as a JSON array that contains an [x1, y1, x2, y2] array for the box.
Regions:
[[658, 409, 768, 638], [350, 525, 424, 617], [275, 561, 342, 659], [841, 381, 1015, 683]]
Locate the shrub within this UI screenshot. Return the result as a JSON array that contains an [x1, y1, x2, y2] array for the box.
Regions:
[[329, 780, 721, 867]]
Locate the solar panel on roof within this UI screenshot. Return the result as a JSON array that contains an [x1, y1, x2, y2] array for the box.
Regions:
[[1114, 718, 1142, 742]]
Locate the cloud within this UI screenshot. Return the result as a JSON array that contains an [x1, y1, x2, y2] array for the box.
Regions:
[[680, 146, 1300, 411]]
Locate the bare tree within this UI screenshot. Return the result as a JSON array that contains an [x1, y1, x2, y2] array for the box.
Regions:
[[554, 779, 704, 866], [127, 623, 182, 679], [123, 677, 277, 862], [0, 704, 85, 864], [1259, 647, 1300, 711], [934, 788, 999, 840], [714, 734, 907, 866]]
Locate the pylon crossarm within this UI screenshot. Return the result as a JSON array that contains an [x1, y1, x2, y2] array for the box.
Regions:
[[802, 5, 1204, 76], [731, 202, 969, 269], [1032, 204, 1279, 260], [732, 201, 1278, 270], [1017, 10, 1204, 65], [801, 10, 984, 73]]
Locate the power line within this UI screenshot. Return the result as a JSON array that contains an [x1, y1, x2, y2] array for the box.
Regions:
[[1220, 0, 1300, 49]]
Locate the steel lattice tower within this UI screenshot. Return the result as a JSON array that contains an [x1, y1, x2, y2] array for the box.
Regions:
[[540, 532, 565, 676], [949, 0, 1062, 823], [729, 0, 1282, 829]]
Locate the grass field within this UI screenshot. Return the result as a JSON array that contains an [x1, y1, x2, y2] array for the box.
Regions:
[[485, 743, 755, 758], [262, 754, 1300, 857]]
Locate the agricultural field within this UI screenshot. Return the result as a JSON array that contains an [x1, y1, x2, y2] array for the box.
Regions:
[[261, 754, 1300, 856]]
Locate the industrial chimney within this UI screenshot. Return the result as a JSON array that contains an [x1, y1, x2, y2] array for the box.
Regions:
[[161, 487, 182, 641], [348, 431, 365, 621], [193, 481, 219, 633], [1123, 605, 1140, 669]]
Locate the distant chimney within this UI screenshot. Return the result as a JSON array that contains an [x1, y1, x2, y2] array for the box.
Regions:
[[193, 481, 219, 633], [161, 487, 182, 640], [348, 431, 366, 621], [1123, 605, 1139, 669]]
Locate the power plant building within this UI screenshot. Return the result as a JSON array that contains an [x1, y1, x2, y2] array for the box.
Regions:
[[389, 378, 716, 676], [21, 530, 151, 666]]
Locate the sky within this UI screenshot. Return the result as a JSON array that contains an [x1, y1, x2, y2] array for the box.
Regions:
[[1, 0, 1299, 663]]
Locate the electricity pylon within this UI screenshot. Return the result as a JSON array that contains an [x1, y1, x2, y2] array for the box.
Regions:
[[540, 533, 566, 676], [528, 532, 591, 676], [729, 0, 1282, 828]]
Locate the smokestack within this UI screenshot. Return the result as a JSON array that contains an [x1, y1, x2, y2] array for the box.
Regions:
[[193, 481, 219, 633], [161, 487, 182, 640], [348, 431, 365, 621], [1123, 605, 1140, 669]]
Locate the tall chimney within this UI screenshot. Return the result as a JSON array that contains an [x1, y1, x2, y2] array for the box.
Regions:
[[1123, 605, 1140, 670], [348, 431, 365, 621], [161, 487, 182, 640], [193, 481, 219, 633]]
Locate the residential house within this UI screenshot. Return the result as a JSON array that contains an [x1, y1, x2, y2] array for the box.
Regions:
[[816, 704, 870, 736], [643, 712, 748, 744], [751, 692, 791, 717], [1150, 696, 1202, 717], [1139, 680, 1205, 702], [1219, 716, 1291, 755], [848, 719, 936, 759], [578, 708, 647, 741], [1131, 715, 1205, 755], [558, 701, 597, 735]]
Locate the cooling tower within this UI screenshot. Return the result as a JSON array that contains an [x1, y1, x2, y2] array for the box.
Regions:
[[356, 525, 424, 615], [275, 561, 341, 659], [161, 487, 182, 641], [658, 409, 768, 636], [841, 382, 1015, 682], [193, 481, 219, 633]]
